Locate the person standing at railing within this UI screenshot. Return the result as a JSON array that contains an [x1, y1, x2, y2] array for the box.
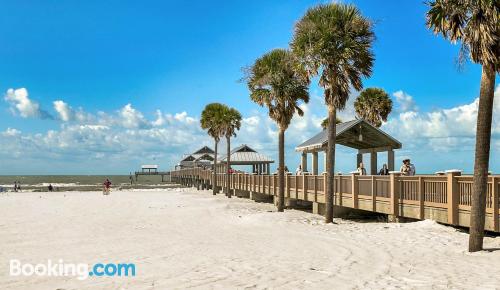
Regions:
[[378, 164, 389, 175], [400, 159, 416, 176], [357, 162, 367, 175], [400, 159, 410, 176], [295, 165, 302, 175], [408, 159, 416, 176]]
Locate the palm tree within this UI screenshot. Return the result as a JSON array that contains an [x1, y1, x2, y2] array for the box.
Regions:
[[427, 0, 499, 252], [246, 48, 310, 212], [354, 88, 392, 127], [321, 117, 342, 130], [292, 3, 375, 223], [200, 103, 226, 195], [220, 106, 242, 198]]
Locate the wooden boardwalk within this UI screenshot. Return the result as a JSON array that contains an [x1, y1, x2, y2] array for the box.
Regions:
[[171, 168, 500, 232]]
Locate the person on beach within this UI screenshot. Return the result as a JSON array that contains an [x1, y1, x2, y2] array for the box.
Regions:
[[357, 162, 367, 175], [13, 181, 17, 192], [48, 184, 54, 192], [379, 164, 389, 175], [284, 166, 289, 173], [103, 178, 112, 195], [295, 165, 302, 175], [129, 173, 133, 185]]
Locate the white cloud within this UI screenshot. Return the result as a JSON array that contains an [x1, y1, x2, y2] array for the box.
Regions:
[[393, 90, 418, 112], [53, 100, 72, 121], [4, 88, 52, 119], [119, 103, 150, 129], [1, 128, 21, 137], [1, 85, 499, 174], [152, 110, 166, 126]]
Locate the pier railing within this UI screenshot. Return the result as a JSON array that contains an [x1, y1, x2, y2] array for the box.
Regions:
[[170, 168, 500, 232]]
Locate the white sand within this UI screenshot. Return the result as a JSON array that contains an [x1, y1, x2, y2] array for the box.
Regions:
[[1, 189, 500, 289]]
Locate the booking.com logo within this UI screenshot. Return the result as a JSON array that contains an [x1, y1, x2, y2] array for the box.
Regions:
[[9, 259, 136, 280]]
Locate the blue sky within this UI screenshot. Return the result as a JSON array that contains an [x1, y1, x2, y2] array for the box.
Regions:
[[0, 0, 498, 175]]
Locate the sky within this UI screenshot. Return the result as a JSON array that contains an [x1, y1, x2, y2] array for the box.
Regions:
[[0, 0, 499, 175]]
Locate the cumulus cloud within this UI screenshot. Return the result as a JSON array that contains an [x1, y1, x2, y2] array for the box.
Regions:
[[119, 104, 151, 129], [53, 100, 73, 121], [1, 85, 499, 174], [393, 90, 418, 112], [1, 128, 21, 137], [4, 88, 53, 119]]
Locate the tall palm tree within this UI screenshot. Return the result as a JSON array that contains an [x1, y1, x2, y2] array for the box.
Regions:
[[220, 106, 242, 198], [427, 0, 499, 252], [200, 103, 226, 195], [321, 117, 342, 130], [246, 48, 310, 212], [292, 3, 375, 223], [354, 88, 392, 128]]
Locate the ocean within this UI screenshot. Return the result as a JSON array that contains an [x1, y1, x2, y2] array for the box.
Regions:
[[0, 175, 175, 192]]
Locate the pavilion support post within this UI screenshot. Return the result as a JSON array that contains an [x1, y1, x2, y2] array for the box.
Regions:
[[267, 163, 270, 175], [357, 153, 363, 169], [301, 152, 308, 173], [252, 164, 256, 174], [388, 149, 395, 171], [370, 152, 377, 175], [312, 152, 319, 175]]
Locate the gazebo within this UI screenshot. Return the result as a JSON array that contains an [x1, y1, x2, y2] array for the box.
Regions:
[[179, 146, 215, 169], [219, 144, 274, 175], [295, 119, 402, 175]]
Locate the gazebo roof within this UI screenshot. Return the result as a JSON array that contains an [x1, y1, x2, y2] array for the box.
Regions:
[[219, 144, 274, 165], [296, 119, 402, 152], [193, 146, 214, 155]]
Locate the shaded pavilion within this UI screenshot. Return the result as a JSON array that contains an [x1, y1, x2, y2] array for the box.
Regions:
[[295, 119, 402, 175], [218, 144, 274, 175]]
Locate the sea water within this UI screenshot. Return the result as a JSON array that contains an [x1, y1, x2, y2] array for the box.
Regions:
[[0, 175, 174, 192]]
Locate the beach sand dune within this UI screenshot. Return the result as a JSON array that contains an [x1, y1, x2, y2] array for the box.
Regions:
[[1, 189, 500, 289]]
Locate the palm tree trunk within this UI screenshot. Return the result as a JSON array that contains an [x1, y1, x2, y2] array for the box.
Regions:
[[469, 63, 496, 252], [325, 105, 337, 223], [226, 135, 232, 198], [277, 127, 285, 212], [213, 139, 218, 195]]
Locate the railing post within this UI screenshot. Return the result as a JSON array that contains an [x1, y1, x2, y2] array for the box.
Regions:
[[351, 173, 359, 209], [338, 174, 343, 206], [303, 174, 308, 201], [371, 176, 376, 211], [322, 172, 327, 197], [419, 176, 424, 220], [286, 174, 290, 198], [446, 170, 461, 226], [389, 171, 401, 219], [493, 176, 498, 232], [313, 175, 318, 202], [295, 175, 299, 199]]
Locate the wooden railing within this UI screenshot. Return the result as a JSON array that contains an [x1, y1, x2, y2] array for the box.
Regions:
[[170, 168, 500, 232]]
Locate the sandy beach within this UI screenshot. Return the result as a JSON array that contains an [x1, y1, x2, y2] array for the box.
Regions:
[[1, 188, 500, 289]]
